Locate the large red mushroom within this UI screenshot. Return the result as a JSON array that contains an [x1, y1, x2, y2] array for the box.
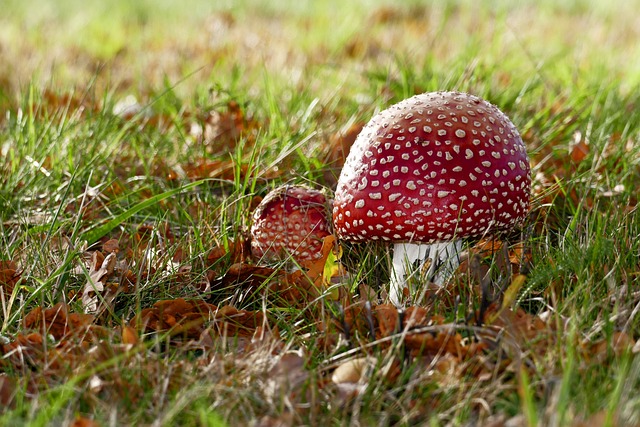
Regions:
[[332, 92, 531, 305], [251, 185, 331, 262]]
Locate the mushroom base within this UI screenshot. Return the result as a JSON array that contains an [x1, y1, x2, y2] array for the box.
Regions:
[[389, 240, 463, 306]]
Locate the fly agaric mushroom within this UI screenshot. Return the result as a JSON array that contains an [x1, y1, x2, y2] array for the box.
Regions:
[[332, 92, 531, 305], [251, 185, 331, 262]]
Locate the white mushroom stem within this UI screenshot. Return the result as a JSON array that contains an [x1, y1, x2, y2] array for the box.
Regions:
[[389, 240, 463, 306]]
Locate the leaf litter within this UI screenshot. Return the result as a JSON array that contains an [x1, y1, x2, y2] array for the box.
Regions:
[[2, 221, 638, 424]]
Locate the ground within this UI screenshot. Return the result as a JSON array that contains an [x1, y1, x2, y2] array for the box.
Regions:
[[0, 1, 639, 426]]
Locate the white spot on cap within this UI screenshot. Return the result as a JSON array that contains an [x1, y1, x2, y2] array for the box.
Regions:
[[355, 200, 365, 208], [357, 177, 368, 190], [455, 129, 466, 138]]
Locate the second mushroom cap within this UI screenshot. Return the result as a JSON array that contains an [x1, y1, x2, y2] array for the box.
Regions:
[[251, 185, 331, 262]]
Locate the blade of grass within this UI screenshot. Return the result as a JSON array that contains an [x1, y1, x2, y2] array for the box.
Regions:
[[83, 178, 210, 245]]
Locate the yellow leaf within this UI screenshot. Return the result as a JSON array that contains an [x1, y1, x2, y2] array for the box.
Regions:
[[488, 274, 526, 324]]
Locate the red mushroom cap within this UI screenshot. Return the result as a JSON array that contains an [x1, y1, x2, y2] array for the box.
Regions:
[[333, 91, 531, 243], [251, 185, 331, 261]]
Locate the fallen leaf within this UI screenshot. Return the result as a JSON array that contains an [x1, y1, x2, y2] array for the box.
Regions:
[[570, 131, 590, 164], [331, 356, 377, 399], [299, 235, 347, 300], [487, 274, 527, 323], [482, 304, 553, 358], [201, 100, 260, 154], [69, 416, 101, 427], [102, 238, 120, 254], [183, 157, 241, 181], [0, 260, 20, 294], [132, 298, 218, 339], [82, 251, 117, 314], [331, 357, 376, 385], [23, 303, 94, 340], [207, 238, 250, 265], [213, 305, 266, 337], [581, 331, 636, 364], [0, 374, 16, 408], [121, 325, 139, 346]]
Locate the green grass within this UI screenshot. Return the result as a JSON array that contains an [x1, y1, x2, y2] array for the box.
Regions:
[[1, 0, 640, 425]]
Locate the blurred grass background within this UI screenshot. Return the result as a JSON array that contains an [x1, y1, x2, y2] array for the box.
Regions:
[[2, 0, 640, 105]]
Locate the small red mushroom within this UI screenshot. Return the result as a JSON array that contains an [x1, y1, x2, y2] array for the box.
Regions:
[[332, 92, 531, 305], [251, 185, 331, 262]]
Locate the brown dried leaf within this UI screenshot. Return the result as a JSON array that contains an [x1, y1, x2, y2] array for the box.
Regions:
[[1, 333, 45, 371], [69, 416, 101, 427], [121, 325, 139, 346], [580, 331, 636, 364], [405, 329, 464, 358], [374, 304, 400, 338], [132, 298, 218, 339], [207, 238, 250, 265], [484, 304, 553, 357], [0, 260, 20, 294], [0, 374, 16, 408], [23, 303, 94, 340], [213, 305, 266, 337], [570, 132, 590, 164], [202, 101, 260, 153], [102, 238, 120, 254], [299, 235, 346, 299], [183, 157, 240, 181]]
